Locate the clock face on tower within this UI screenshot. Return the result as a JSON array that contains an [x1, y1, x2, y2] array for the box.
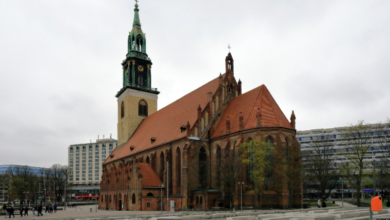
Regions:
[[138, 65, 144, 72]]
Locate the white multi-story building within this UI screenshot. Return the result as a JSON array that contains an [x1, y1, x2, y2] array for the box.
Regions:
[[68, 137, 117, 199], [297, 124, 389, 168], [297, 123, 390, 198]]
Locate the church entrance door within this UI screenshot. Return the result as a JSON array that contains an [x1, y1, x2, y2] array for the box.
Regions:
[[119, 200, 122, 211]]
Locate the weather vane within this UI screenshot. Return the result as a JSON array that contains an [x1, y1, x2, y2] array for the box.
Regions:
[[135, 0, 138, 4], [228, 44, 231, 52]]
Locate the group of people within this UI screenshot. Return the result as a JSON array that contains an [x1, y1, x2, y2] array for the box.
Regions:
[[2, 204, 15, 218], [2, 203, 58, 217], [43, 204, 57, 213], [317, 199, 327, 208], [67, 203, 77, 208], [18, 206, 29, 217]]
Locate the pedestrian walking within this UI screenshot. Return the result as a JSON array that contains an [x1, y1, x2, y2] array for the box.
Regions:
[[5, 206, 10, 218], [32, 206, 36, 215], [317, 199, 321, 208], [37, 205, 43, 216], [45, 205, 48, 213], [53, 204, 57, 213], [24, 206, 28, 216], [19, 207, 23, 217], [9, 207, 15, 218]]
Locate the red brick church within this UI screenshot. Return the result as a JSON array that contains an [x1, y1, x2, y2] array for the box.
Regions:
[[99, 2, 301, 211]]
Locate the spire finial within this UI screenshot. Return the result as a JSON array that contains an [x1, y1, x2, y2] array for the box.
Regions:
[[228, 44, 231, 52], [132, 0, 141, 27]]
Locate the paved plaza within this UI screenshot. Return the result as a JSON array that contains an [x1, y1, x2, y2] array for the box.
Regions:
[[2, 204, 390, 220]]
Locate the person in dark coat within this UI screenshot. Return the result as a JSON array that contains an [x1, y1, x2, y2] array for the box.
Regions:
[[9, 206, 15, 218], [53, 204, 57, 213], [24, 206, 28, 216], [19, 206, 23, 217], [2, 204, 6, 212], [37, 205, 43, 216]]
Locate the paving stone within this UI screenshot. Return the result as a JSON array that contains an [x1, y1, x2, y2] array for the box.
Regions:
[[235, 212, 258, 216], [290, 216, 335, 220], [308, 210, 329, 214], [333, 212, 367, 219], [211, 213, 235, 218], [260, 217, 291, 220], [226, 216, 256, 220]]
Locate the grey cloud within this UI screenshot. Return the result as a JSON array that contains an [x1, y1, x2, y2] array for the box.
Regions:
[[0, 0, 389, 166]]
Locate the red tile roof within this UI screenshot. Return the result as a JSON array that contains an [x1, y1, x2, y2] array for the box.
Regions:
[[137, 163, 162, 187], [211, 85, 292, 139], [105, 75, 223, 163]]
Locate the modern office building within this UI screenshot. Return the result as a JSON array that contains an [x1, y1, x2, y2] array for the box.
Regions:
[[68, 137, 117, 199], [297, 123, 390, 198]]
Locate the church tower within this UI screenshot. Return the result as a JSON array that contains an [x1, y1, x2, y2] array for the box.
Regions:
[[116, 2, 159, 145]]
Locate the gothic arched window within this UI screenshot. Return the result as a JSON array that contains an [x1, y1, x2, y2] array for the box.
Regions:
[[160, 152, 165, 181], [199, 147, 207, 188], [138, 100, 148, 117], [265, 136, 275, 184], [176, 147, 181, 190], [216, 146, 221, 187], [132, 193, 136, 204], [121, 102, 125, 118], [137, 35, 143, 51], [246, 138, 254, 186]]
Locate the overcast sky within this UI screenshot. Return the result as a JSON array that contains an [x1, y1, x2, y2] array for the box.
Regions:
[[0, 0, 389, 167]]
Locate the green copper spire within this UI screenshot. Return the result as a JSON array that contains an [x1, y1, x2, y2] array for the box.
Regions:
[[128, 0, 146, 53], [133, 2, 141, 28], [117, 0, 159, 99]]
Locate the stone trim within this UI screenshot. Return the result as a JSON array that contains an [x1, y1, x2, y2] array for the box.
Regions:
[[117, 88, 158, 103]]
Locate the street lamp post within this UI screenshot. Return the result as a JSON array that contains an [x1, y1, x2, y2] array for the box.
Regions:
[[238, 182, 244, 211], [95, 188, 98, 212], [158, 184, 164, 213], [341, 180, 344, 208], [43, 189, 47, 205], [23, 191, 29, 208], [166, 161, 169, 212]]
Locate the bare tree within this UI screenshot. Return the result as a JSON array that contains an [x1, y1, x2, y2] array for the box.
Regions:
[[372, 121, 390, 202], [217, 145, 244, 208], [59, 165, 71, 204], [343, 121, 372, 207], [283, 141, 303, 208], [240, 139, 275, 209], [302, 135, 344, 206], [6, 166, 35, 202]]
